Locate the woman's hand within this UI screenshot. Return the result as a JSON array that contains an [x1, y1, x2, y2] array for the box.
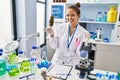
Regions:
[[84, 32, 90, 46], [85, 32, 90, 42], [44, 26, 54, 37]]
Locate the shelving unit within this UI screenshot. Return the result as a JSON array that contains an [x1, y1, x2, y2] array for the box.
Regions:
[[78, 21, 116, 24], [66, 2, 120, 42]]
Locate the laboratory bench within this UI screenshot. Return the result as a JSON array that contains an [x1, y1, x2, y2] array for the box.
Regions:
[[0, 65, 118, 80]]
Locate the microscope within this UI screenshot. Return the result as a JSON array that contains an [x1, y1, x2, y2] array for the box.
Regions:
[[75, 42, 94, 79], [95, 28, 102, 42]]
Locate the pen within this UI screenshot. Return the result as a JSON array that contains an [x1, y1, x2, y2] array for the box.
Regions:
[[47, 74, 64, 79], [56, 73, 71, 76]]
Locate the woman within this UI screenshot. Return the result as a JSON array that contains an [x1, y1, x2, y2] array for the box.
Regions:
[[45, 3, 90, 66]]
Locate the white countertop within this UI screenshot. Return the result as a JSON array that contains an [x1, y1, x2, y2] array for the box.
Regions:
[[0, 66, 117, 80], [89, 39, 120, 46]]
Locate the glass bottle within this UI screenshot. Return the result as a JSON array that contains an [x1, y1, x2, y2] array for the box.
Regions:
[[42, 51, 48, 61], [40, 51, 49, 69]]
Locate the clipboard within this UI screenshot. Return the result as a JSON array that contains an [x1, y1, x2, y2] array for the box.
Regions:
[[47, 64, 73, 80]]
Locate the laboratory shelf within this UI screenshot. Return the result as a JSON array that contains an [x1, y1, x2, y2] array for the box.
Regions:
[[66, 2, 119, 5], [78, 21, 116, 24]]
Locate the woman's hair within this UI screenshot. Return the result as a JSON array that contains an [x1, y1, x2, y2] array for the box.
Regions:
[[68, 2, 81, 15]]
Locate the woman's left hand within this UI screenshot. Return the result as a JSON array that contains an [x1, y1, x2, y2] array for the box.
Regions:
[[85, 32, 90, 42], [84, 32, 90, 46]]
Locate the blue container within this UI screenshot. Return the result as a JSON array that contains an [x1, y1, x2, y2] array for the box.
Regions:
[[96, 12, 102, 22]]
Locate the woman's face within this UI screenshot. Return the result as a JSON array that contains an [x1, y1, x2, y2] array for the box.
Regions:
[[66, 8, 79, 25]]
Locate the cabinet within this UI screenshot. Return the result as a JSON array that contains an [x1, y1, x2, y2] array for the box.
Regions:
[[66, 2, 120, 42], [94, 44, 120, 72]]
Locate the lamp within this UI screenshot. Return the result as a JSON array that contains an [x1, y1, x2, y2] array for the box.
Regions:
[[4, 32, 40, 53]]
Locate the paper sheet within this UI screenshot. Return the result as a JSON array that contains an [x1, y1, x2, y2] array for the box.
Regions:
[[47, 64, 73, 80]]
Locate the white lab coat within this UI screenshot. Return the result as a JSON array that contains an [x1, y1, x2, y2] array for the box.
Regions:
[[49, 22, 89, 66]]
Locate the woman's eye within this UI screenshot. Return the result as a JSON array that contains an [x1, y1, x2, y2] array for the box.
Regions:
[[66, 14, 75, 17], [66, 14, 69, 17], [71, 14, 75, 16]]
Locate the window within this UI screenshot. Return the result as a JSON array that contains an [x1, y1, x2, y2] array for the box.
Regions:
[[37, 0, 46, 47], [0, 0, 14, 48]]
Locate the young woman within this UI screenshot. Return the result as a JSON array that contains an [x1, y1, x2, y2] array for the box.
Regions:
[[45, 3, 90, 66]]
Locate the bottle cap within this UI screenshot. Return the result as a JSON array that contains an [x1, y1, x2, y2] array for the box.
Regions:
[[0, 48, 3, 52], [104, 12, 107, 14], [99, 73, 102, 78], [95, 73, 99, 77], [97, 12, 102, 14], [32, 46, 37, 49], [0, 52, 2, 56], [18, 50, 23, 54]]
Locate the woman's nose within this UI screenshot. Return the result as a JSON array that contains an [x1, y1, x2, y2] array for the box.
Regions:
[[69, 15, 72, 18], [68, 16, 72, 20]]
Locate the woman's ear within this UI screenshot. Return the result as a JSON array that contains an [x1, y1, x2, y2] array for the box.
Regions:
[[78, 14, 80, 19]]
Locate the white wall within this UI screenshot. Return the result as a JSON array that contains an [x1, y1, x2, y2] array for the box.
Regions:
[[0, 0, 13, 48], [16, 0, 37, 57]]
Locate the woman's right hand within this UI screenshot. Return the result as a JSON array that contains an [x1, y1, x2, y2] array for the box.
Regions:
[[44, 26, 54, 37]]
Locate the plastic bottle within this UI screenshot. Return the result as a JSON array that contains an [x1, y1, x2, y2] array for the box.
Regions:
[[107, 6, 117, 22], [109, 74, 115, 80], [30, 46, 41, 64], [95, 73, 99, 80], [102, 12, 107, 22], [117, 70, 120, 80], [104, 72, 109, 80], [18, 50, 24, 58], [18, 50, 27, 62], [96, 12, 102, 22], [115, 75, 118, 80], [0, 48, 6, 76], [30, 58, 35, 74]]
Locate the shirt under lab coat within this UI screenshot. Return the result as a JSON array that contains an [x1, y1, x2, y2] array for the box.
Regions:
[[49, 22, 89, 66]]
